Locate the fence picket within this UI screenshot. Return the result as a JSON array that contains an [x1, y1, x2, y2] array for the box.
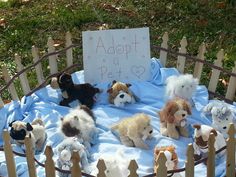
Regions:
[[207, 133, 216, 177], [226, 124, 235, 177], [193, 42, 206, 80], [97, 159, 106, 177], [226, 61, 236, 101], [208, 49, 224, 93], [2, 130, 17, 177], [66, 31, 73, 67], [128, 160, 138, 177], [0, 96, 4, 108], [160, 32, 168, 67], [32, 46, 44, 84], [24, 135, 37, 177], [2, 66, 19, 101], [44, 146, 56, 177], [71, 151, 82, 177], [15, 53, 31, 95], [155, 151, 167, 177], [177, 37, 187, 73], [185, 144, 194, 177], [47, 37, 58, 75]]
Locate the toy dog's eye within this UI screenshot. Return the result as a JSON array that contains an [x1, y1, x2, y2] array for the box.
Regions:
[[226, 118, 228, 121], [190, 85, 193, 87], [181, 85, 184, 88], [144, 127, 146, 130]]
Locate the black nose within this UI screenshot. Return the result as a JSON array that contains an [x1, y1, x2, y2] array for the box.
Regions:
[[223, 126, 227, 129], [182, 114, 186, 117], [149, 130, 153, 134], [119, 94, 125, 98]]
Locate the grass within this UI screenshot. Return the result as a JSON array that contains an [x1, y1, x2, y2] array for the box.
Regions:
[[0, 0, 236, 101]]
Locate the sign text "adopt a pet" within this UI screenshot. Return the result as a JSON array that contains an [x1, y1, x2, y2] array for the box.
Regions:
[[82, 28, 151, 84]]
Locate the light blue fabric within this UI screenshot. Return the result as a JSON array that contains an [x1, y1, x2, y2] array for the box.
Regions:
[[0, 58, 235, 177]]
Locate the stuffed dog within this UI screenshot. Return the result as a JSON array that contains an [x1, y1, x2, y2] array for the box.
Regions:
[[192, 124, 226, 161], [60, 105, 97, 150], [51, 72, 101, 108], [111, 113, 153, 149], [9, 118, 46, 152], [166, 74, 199, 106], [159, 98, 191, 139], [107, 80, 135, 107]]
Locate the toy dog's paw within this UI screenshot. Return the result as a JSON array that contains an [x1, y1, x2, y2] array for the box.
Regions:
[[168, 131, 180, 139]]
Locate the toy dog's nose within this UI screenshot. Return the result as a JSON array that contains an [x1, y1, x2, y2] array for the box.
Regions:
[[119, 94, 125, 98], [182, 114, 186, 117], [223, 126, 227, 129], [149, 130, 153, 134]]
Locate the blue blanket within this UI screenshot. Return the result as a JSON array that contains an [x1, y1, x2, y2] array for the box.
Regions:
[[0, 58, 235, 177]]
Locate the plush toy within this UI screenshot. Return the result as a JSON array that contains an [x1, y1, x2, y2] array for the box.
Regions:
[[56, 137, 90, 177], [166, 74, 199, 106], [107, 80, 136, 107], [51, 72, 101, 108], [154, 146, 181, 177], [203, 101, 236, 138], [9, 118, 46, 153], [60, 105, 97, 150], [158, 98, 192, 139], [111, 113, 153, 149], [192, 124, 226, 161]]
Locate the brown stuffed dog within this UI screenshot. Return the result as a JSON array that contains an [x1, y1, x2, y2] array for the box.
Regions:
[[111, 113, 153, 149], [158, 98, 191, 139], [154, 146, 178, 173], [107, 80, 135, 107]]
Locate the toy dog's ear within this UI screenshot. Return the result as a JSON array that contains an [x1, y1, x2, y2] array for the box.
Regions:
[[9, 120, 16, 127], [112, 80, 117, 85], [26, 123, 33, 131], [193, 124, 201, 130], [210, 129, 218, 137], [107, 88, 113, 93], [50, 77, 60, 89], [126, 83, 132, 87], [183, 101, 192, 115]]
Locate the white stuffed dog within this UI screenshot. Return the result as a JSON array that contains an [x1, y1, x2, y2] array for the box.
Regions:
[[166, 74, 199, 106], [204, 101, 235, 138]]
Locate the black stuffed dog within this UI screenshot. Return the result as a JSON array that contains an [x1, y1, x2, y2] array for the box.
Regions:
[[51, 72, 101, 108]]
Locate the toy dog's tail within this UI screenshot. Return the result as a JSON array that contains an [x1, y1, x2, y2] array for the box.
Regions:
[[31, 118, 44, 127]]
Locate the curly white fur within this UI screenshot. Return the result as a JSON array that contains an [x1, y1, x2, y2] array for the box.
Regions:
[[166, 74, 199, 104]]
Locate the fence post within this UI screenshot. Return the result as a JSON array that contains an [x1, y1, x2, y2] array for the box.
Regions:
[[160, 32, 168, 67], [44, 145, 56, 177], [185, 144, 194, 177], [2, 130, 17, 177], [226, 123, 235, 177], [193, 42, 206, 80], [15, 53, 31, 95], [225, 61, 236, 101], [66, 31, 73, 67], [71, 151, 82, 177], [2, 66, 19, 101], [32, 45, 44, 85], [207, 133, 216, 177], [177, 36, 187, 73], [97, 159, 106, 177], [24, 135, 37, 177], [47, 37, 58, 75], [128, 160, 138, 177], [0, 96, 4, 108], [208, 49, 224, 93], [155, 151, 167, 177]]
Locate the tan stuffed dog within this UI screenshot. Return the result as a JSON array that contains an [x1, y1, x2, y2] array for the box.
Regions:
[[107, 80, 135, 107], [9, 118, 46, 152], [111, 113, 153, 149], [159, 98, 191, 139]]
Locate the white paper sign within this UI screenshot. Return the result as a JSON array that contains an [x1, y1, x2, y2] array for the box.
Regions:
[[82, 27, 151, 84]]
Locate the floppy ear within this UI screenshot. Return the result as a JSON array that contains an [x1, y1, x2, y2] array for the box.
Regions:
[[183, 101, 192, 115], [50, 77, 59, 89], [126, 83, 132, 87], [127, 124, 138, 138], [107, 88, 113, 93], [193, 124, 201, 130], [26, 123, 33, 131], [112, 80, 117, 85], [9, 120, 16, 127], [210, 129, 218, 136], [164, 102, 179, 123]]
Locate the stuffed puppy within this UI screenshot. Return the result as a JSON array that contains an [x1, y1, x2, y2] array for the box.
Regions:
[[159, 98, 191, 139], [203, 101, 235, 138], [111, 113, 153, 149], [192, 124, 226, 161], [51, 72, 101, 108], [154, 146, 181, 177], [56, 137, 90, 177], [9, 118, 46, 153], [60, 105, 97, 150], [166, 74, 199, 106], [107, 80, 135, 107]]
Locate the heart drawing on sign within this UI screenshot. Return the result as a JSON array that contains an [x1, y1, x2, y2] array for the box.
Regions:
[[131, 65, 146, 79]]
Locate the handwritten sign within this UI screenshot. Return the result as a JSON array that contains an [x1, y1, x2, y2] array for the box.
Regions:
[[82, 28, 151, 84]]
